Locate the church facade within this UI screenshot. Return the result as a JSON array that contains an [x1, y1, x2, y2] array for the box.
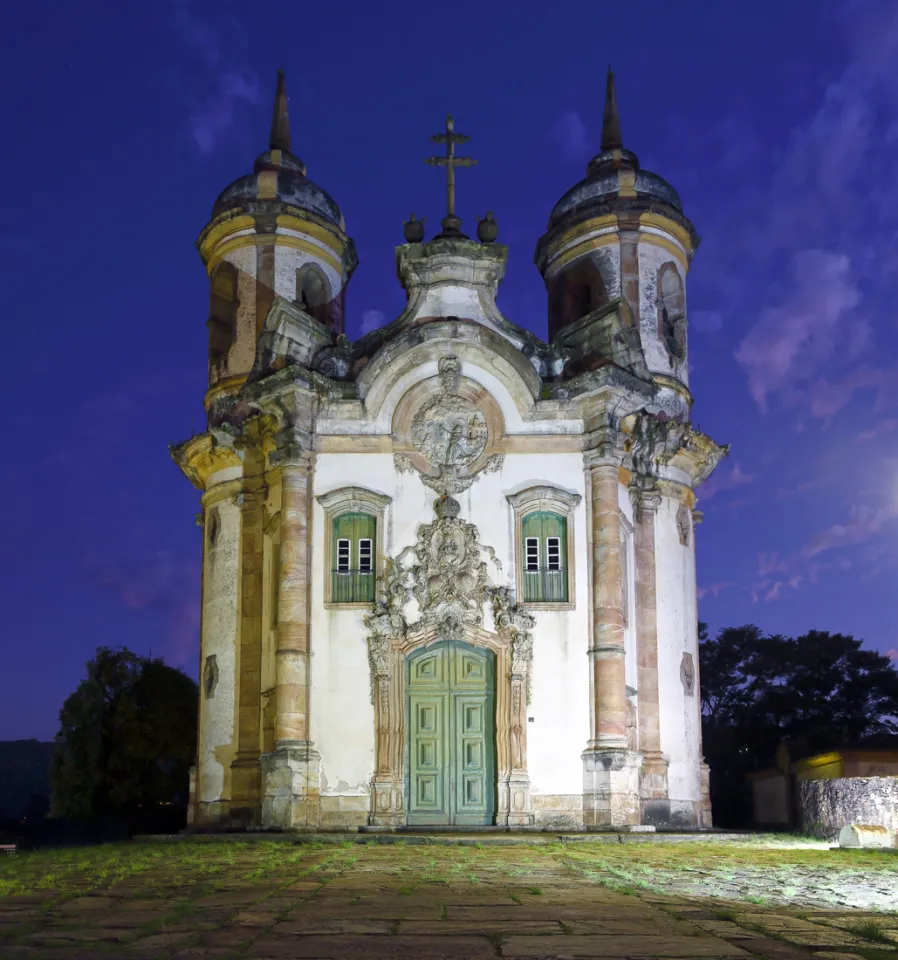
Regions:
[[172, 69, 726, 832]]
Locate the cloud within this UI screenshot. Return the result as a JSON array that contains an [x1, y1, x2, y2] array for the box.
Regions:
[[189, 72, 263, 156], [858, 418, 898, 441], [887, 648, 898, 661], [809, 368, 885, 419], [803, 504, 896, 557], [360, 309, 386, 334], [169, 2, 262, 156], [734, 250, 862, 412], [86, 550, 200, 667], [697, 581, 736, 600], [697, 460, 756, 500], [551, 110, 588, 160], [750, 576, 803, 603], [757, 552, 788, 576]]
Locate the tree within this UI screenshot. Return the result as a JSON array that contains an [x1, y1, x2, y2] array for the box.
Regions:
[[698, 623, 898, 827], [49, 647, 198, 820]]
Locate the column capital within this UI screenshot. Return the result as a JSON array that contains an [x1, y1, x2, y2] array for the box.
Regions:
[[583, 427, 627, 470], [269, 425, 314, 469], [628, 475, 662, 518]]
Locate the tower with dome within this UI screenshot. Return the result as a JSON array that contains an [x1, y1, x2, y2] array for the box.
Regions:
[[172, 68, 726, 831]]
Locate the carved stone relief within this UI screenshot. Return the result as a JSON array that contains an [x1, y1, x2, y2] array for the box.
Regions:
[[397, 356, 504, 496], [680, 652, 695, 697], [203, 655, 219, 699], [676, 504, 692, 547]]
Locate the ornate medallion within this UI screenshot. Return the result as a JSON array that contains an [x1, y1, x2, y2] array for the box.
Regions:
[[411, 394, 488, 470]]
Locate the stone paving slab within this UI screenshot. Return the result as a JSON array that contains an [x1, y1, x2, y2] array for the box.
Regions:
[[2, 837, 898, 960]]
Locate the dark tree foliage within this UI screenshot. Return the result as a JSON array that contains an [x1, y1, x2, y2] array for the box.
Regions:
[[698, 623, 898, 827], [49, 647, 198, 820]]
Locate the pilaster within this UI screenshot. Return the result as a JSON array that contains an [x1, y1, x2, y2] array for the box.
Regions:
[[630, 476, 670, 825], [260, 423, 321, 829], [582, 430, 640, 828]]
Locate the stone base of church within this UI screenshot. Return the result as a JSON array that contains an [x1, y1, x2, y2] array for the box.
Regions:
[[260, 743, 321, 829], [319, 795, 371, 830], [532, 794, 585, 830], [639, 751, 671, 826], [581, 748, 642, 828], [699, 760, 713, 827], [498, 775, 535, 827], [369, 776, 406, 828]]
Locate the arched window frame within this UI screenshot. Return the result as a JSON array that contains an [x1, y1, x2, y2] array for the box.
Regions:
[[295, 262, 332, 311], [506, 485, 581, 610], [207, 260, 239, 377], [657, 261, 686, 363], [548, 256, 610, 336], [316, 486, 391, 608]]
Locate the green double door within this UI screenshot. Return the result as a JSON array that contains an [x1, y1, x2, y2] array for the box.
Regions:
[[406, 641, 496, 826]]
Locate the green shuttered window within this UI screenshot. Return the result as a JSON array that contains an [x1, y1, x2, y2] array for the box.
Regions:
[[332, 512, 376, 603], [521, 511, 568, 602]]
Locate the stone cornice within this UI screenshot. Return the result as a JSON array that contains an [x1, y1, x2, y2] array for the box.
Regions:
[[316, 485, 392, 515], [659, 426, 729, 486], [170, 433, 243, 491]]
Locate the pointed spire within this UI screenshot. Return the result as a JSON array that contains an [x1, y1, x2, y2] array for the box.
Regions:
[[269, 67, 291, 152], [601, 65, 623, 151]]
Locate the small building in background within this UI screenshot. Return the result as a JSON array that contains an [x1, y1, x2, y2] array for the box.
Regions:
[[749, 737, 898, 833]]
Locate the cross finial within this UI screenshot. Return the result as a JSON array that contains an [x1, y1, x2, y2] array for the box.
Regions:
[[424, 115, 477, 237]]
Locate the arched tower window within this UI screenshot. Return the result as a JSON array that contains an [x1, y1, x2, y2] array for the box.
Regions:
[[548, 258, 609, 339], [657, 263, 686, 362], [207, 261, 238, 380], [295, 263, 331, 327]]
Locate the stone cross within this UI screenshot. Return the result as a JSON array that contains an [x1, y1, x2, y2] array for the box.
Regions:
[[424, 115, 477, 218]]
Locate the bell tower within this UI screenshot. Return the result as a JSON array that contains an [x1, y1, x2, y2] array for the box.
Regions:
[[197, 70, 358, 416], [534, 68, 699, 396]]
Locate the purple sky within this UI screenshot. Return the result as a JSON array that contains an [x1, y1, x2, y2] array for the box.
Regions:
[[3, 0, 897, 741]]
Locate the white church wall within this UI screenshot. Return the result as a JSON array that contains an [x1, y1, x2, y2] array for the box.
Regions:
[[654, 493, 701, 824], [197, 494, 242, 814], [308, 446, 592, 816]]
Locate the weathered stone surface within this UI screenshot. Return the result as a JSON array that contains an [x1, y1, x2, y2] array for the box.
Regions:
[[501, 934, 751, 956], [246, 934, 498, 957], [838, 822, 894, 848], [800, 777, 898, 840]]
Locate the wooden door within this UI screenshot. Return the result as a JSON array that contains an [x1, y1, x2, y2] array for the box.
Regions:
[[406, 642, 495, 826]]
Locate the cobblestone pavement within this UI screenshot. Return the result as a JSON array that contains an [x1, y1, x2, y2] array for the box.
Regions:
[[0, 836, 896, 959]]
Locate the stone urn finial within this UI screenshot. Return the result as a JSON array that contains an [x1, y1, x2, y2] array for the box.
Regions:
[[477, 211, 498, 243], [403, 212, 426, 243]]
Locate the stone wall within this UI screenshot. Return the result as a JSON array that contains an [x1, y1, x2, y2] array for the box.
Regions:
[[798, 776, 898, 841]]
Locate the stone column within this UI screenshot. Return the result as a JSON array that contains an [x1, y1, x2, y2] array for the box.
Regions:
[[195, 478, 243, 826], [260, 425, 320, 829], [630, 479, 670, 825], [582, 443, 641, 828]]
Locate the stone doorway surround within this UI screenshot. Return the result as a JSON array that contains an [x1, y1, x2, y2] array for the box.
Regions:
[[364, 494, 536, 830], [368, 623, 531, 829]]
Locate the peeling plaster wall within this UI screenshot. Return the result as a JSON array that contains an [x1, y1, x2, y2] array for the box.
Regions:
[[197, 495, 242, 808], [637, 241, 688, 388], [799, 777, 898, 841], [655, 493, 701, 823]]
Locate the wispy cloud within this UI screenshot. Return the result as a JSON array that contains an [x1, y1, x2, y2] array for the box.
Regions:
[[360, 309, 386, 334], [803, 504, 897, 557], [697, 460, 756, 500], [697, 581, 736, 600], [858, 418, 898, 441], [169, 1, 262, 156], [551, 110, 588, 161], [85, 550, 200, 667], [734, 250, 862, 413]]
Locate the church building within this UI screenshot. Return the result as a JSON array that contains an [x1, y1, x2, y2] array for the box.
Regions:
[[172, 68, 727, 831]]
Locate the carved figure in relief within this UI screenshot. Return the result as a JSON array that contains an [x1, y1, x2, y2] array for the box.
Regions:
[[680, 652, 696, 696]]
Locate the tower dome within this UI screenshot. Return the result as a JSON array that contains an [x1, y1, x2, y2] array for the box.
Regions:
[[197, 70, 358, 410], [210, 70, 346, 230], [534, 69, 699, 397]]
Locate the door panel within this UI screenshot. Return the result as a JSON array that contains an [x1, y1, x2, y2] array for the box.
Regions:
[[408, 695, 448, 824], [406, 641, 495, 826]]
